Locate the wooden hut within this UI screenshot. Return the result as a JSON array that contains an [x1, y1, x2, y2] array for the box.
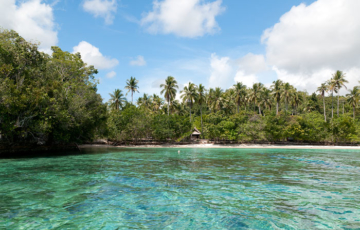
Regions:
[[191, 127, 201, 140]]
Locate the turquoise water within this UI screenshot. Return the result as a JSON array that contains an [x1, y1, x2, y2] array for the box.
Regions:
[[0, 148, 360, 229]]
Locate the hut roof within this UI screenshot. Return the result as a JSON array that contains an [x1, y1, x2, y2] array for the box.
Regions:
[[192, 127, 201, 135]]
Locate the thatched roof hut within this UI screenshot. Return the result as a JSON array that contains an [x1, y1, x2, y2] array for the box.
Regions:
[[191, 127, 201, 139]]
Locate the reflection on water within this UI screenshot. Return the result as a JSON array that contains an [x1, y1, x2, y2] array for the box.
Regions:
[[0, 148, 360, 229]]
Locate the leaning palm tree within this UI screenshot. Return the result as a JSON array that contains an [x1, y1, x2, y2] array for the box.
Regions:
[[271, 80, 283, 115], [197, 84, 207, 134], [317, 83, 328, 121], [180, 82, 198, 122], [160, 76, 178, 116], [332, 70, 348, 116], [346, 86, 359, 120], [234, 82, 247, 113], [281, 82, 292, 114], [124, 76, 139, 103], [109, 89, 127, 111]]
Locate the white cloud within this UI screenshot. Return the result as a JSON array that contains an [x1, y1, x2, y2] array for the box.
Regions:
[[130, 55, 147, 66], [72, 41, 119, 69], [82, 0, 117, 25], [209, 53, 232, 88], [106, 71, 116, 78], [0, 0, 58, 52], [237, 53, 267, 75], [262, 0, 360, 92], [141, 0, 225, 38], [234, 71, 258, 88]]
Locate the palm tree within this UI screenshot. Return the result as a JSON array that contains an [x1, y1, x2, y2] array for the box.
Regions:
[[271, 80, 283, 115], [332, 70, 348, 116], [137, 93, 152, 109], [317, 83, 328, 121], [291, 90, 303, 115], [327, 78, 338, 119], [249, 83, 264, 114], [180, 82, 198, 122], [346, 86, 359, 119], [281, 82, 292, 114], [210, 87, 224, 112], [234, 82, 247, 113], [124, 76, 139, 103], [152, 94, 164, 112], [260, 88, 272, 116], [109, 89, 126, 111], [197, 84, 207, 134], [160, 76, 178, 116]]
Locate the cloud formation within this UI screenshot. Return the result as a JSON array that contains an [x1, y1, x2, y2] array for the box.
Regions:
[[73, 41, 119, 69], [106, 71, 116, 78], [82, 0, 117, 25], [130, 55, 147, 66], [209, 53, 232, 88], [141, 0, 225, 38], [0, 0, 58, 53], [262, 0, 360, 93]]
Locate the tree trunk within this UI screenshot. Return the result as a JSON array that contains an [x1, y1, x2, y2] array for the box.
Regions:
[[331, 91, 334, 119], [323, 96, 326, 122], [201, 105, 203, 138], [132, 91, 133, 103], [190, 103, 192, 122], [258, 105, 261, 115], [237, 104, 239, 114], [276, 101, 279, 115], [337, 92, 340, 116]]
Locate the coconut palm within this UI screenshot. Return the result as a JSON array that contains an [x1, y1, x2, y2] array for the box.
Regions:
[[197, 84, 207, 134], [234, 82, 247, 113], [260, 88, 272, 116], [291, 90, 304, 115], [281, 82, 292, 114], [249, 83, 264, 114], [332, 70, 348, 116], [160, 76, 178, 116], [346, 86, 360, 119], [271, 80, 283, 115], [137, 93, 152, 109], [327, 78, 338, 119], [180, 82, 198, 122], [210, 87, 224, 112], [109, 89, 126, 111], [124, 76, 139, 103], [317, 83, 328, 121], [152, 94, 164, 112]]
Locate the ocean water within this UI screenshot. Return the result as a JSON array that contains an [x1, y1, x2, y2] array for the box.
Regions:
[[0, 147, 359, 229]]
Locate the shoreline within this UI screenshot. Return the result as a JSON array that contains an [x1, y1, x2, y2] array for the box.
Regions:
[[79, 144, 360, 150]]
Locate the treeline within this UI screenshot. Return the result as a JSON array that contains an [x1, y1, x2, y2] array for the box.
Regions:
[[0, 29, 107, 145], [108, 74, 360, 144]]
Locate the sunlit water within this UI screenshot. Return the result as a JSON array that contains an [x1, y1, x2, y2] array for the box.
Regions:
[[0, 148, 360, 229]]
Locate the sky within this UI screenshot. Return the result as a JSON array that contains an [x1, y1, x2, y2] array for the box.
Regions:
[[1, 0, 360, 102]]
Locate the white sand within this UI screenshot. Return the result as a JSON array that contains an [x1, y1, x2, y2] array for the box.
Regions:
[[79, 144, 360, 150]]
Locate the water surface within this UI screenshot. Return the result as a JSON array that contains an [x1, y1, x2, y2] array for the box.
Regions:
[[0, 148, 359, 229]]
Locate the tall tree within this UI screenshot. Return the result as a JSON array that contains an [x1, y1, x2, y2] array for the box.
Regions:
[[210, 87, 224, 112], [260, 88, 272, 116], [281, 82, 292, 115], [109, 89, 126, 111], [271, 80, 283, 115], [249, 83, 264, 114], [152, 94, 164, 112], [327, 78, 337, 119], [234, 82, 247, 113], [332, 70, 348, 116], [180, 82, 198, 122], [160, 76, 178, 116], [346, 86, 359, 119], [124, 76, 139, 103], [291, 90, 303, 115], [197, 84, 207, 134], [317, 83, 328, 121]]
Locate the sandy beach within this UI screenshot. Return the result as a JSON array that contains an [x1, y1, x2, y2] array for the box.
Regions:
[[79, 144, 360, 150]]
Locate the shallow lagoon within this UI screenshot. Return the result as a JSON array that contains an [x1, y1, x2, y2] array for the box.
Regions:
[[0, 148, 359, 229]]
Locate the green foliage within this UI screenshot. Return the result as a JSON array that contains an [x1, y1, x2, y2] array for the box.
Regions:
[[0, 29, 106, 144]]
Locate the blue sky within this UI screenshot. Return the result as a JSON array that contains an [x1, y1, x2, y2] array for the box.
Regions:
[[1, 0, 360, 102]]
